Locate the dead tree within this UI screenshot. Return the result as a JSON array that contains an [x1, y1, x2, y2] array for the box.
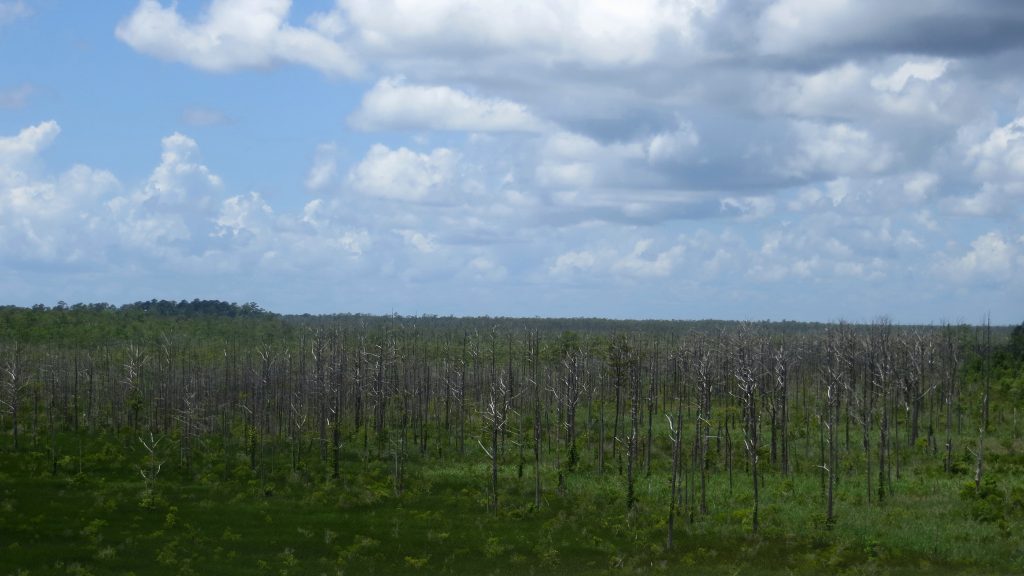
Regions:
[[552, 344, 587, 472], [731, 328, 762, 534], [1, 344, 28, 450], [666, 381, 684, 549], [693, 341, 714, 517], [822, 326, 849, 527], [527, 333, 543, 509], [771, 339, 792, 476], [626, 337, 641, 513], [479, 372, 514, 514], [941, 323, 962, 473], [870, 318, 894, 503], [974, 318, 992, 490]]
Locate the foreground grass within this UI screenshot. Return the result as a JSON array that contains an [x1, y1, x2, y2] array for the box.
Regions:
[[1, 434, 1023, 575]]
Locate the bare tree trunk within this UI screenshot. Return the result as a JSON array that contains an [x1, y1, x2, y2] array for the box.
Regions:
[[975, 318, 991, 490], [627, 340, 640, 513]]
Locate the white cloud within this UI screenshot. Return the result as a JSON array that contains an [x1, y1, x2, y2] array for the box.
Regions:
[[720, 196, 775, 221], [1, 120, 117, 258], [305, 143, 338, 191], [536, 162, 595, 189], [137, 133, 222, 205], [0, 165, 120, 261], [612, 239, 684, 278], [0, 121, 121, 262], [761, 62, 870, 119], [550, 250, 597, 275], [757, 0, 864, 55], [870, 58, 949, 93], [646, 119, 699, 164], [786, 121, 894, 177], [940, 232, 1017, 281], [348, 144, 456, 201], [337, 229, 371, 256], [116, 0, 359, 76], [968, 116, 1024, 181], [396, 229, 437, 253], [343, 0, 716, 68], [942, 187, 1007, 217], [902, 172, 938, 203], [550, 238, 686, 280], [761, 57, 957, 123], [536, 130, 645, 189], [351, 76, 546, 132], [101, 132, 227, 258], [214, 192, 273, 237], [0, 120, 60, 161]]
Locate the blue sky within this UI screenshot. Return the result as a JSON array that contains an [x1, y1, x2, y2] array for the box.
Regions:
[[1, 0, 1022, 323]]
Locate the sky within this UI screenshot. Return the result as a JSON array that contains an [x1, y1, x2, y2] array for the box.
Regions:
[[1, 0, 1022, 323]]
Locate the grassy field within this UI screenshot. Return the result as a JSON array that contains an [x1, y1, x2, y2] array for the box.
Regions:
[[3, 431, 1022, 576]]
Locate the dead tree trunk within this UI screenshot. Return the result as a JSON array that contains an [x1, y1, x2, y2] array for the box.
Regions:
[[975, 318, 991, 490]]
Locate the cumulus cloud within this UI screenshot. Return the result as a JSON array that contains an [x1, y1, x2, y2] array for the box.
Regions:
[[136, 133, 222, 205], [305, 143, 338, 191], [396, 229, 437, 253], [550, 250, 597, 275], [720, 196, 775, 221], [940, 232, 1018, 281], [550, 239, 685, 279], [968, 116, 1024, 181], [0, 121, 120, 262], [763, 57, 956, 124], [612, 240, 684, 278], [343, 0, 716, 68], [646, 119, 699, 164], [351, 76, 546, 132], [116, 0, 359, 76], [786, 121, 894, 178], [348, 144, 457, 201], [536, 131, 644, 189], [870, 58, 950, 93], [0, 120, 60, 161], [214, 192, 273, 237]]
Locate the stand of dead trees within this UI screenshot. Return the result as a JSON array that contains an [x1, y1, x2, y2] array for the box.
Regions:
[[0, 314, 1016, 538]]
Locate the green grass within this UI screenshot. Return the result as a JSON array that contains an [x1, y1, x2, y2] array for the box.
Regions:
[[2, 431, 1023, 575]]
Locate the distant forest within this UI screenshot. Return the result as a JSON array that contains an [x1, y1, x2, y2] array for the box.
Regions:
[[1, 299, 1016, 346]]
